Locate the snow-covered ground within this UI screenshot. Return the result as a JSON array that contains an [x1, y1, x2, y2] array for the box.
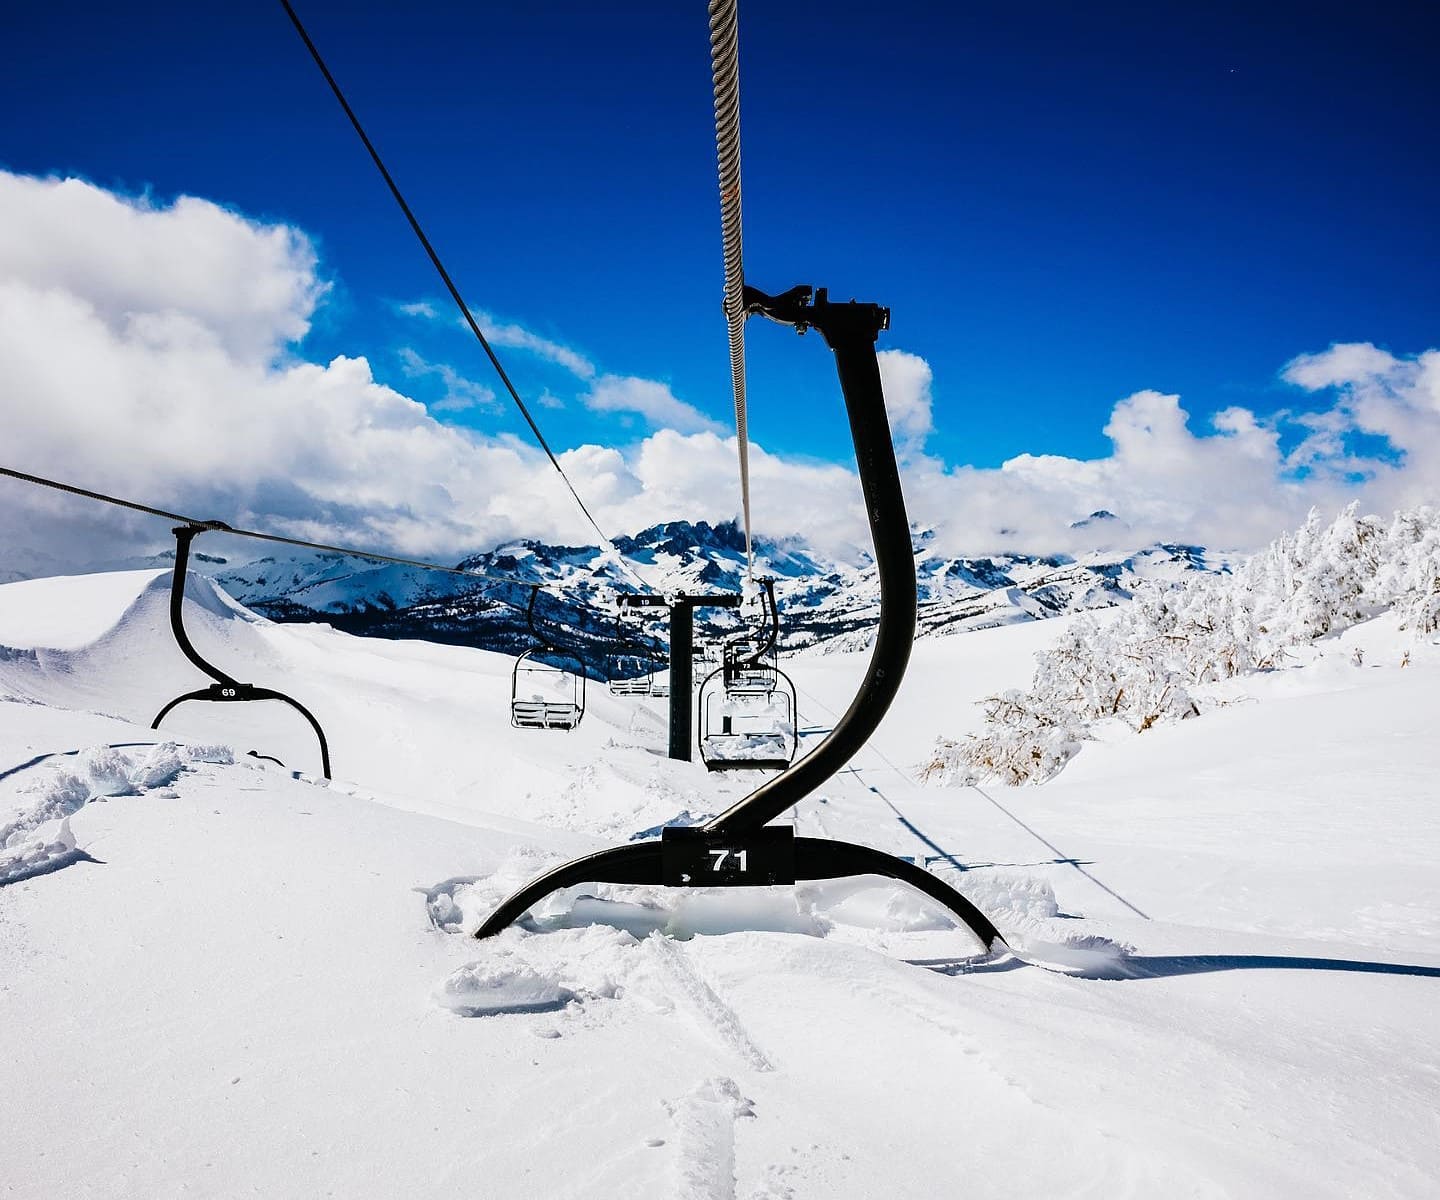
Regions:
[[2, 571, 1437, 1198]]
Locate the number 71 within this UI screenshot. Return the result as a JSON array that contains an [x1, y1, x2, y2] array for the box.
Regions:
[[708, 848, 748, 872]]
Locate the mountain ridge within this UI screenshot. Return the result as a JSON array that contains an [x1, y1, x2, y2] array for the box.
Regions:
[[193, 518, 1225, 664]]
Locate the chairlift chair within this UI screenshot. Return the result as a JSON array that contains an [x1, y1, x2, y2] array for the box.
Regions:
[[605, 607, 660, 696], [722, 636, 778, 694], [606, 654, 653, 696], [698, 665, 798, 770], [697, 579, 797, 770], [510, 588, 586, 731]]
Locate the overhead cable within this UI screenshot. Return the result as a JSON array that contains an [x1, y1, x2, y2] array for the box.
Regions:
[[278, 0, 655, 594], [707, 0, 754, 579], [1, 464, 565, 593]]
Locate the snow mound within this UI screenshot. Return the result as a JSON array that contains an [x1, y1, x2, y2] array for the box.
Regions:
[[0, 570, 166, 649], [436, 950, 574, 1016], [800, 878, 957, 933], [1013, 935, 1137, 978], [0, 816, 88, 885], [2, 769, 90, 845], [1, 741, 211, 885], [424, 847, 572, 934], [949, 868, 1061, 921]]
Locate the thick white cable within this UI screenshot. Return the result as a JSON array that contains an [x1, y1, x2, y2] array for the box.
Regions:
[[708, 0, 754, 579]]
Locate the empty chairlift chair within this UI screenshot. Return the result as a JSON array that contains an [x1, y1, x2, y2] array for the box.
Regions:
[[606, 608, 659, 696], [510, 588, 587, 731], [606, 657, 653, 696], [698, 579, 798, 770]]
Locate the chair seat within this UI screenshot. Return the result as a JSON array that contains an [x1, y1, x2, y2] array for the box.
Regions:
[[512, 699, 581, 730]]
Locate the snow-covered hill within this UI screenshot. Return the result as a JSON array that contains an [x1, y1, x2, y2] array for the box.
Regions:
[[197, 518, 1223, 657], [2, 568, 1437, 1198]]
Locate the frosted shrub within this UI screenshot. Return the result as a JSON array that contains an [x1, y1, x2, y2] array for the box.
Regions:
[[931, 503, 1440, 786], [921, 690, 1084, 786]]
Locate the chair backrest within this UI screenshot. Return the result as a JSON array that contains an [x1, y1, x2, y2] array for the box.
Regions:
[[696, 665, 798, 768]]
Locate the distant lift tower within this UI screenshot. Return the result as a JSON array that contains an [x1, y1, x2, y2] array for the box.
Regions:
[[615, 591, 740, 762]]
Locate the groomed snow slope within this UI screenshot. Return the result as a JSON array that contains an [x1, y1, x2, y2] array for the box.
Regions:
[[2, 572, 1437, 1199]]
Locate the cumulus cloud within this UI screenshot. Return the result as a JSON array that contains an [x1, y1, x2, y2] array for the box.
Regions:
[[877, 348, 934, 454], [2, 169, 1438, 578], [0, 173, 595, 566], [903, 390, 1314, 555], [0, 172, 323, 363], [896, 347, 1440, 555], [1279, 344, 1440, 508], [581, 374, 724, 435]]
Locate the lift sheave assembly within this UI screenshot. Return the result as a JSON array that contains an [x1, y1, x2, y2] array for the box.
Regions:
[[477, 285, 1007, 953]]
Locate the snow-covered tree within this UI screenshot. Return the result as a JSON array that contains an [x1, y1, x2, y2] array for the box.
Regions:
[[927, 504, 1440, 786]]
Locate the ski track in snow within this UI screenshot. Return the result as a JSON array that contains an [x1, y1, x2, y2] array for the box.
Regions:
[[663, 1076, 756, 1200], [642, 936, 774, 1072], [4, 570, 1440, 1198]]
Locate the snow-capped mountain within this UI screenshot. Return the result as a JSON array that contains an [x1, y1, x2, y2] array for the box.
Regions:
[[201, 519, 1225, 662]]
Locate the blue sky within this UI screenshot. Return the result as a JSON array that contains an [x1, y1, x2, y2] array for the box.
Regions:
[[3, 2, 1439, 574], [7, 0, 1436, 471]]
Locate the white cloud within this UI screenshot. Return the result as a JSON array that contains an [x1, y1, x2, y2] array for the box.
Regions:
[[892, 349, 1440, 555], [877, 348, 934, 453], [397, 297, 723, 435], [2, 170, 1438, 577], [1279, 344, 1440, 510], [479, 312, 597, 381], [394, 299, 440, 320], [582, 374, 724, 436], [0, 173, 597, 566], [0, 172, 322, 363], [906, 389, 1317, 554], [398, 297, 597, 379], [396, 347, 498, 413]]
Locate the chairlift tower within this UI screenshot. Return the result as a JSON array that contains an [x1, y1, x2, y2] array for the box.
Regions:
[[615, 591, 741, 761]]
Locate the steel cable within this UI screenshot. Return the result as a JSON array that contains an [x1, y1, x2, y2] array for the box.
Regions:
[[278, 0, 656, 594], [708, 0, 754, 579], [1, 464, 563, 593]]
